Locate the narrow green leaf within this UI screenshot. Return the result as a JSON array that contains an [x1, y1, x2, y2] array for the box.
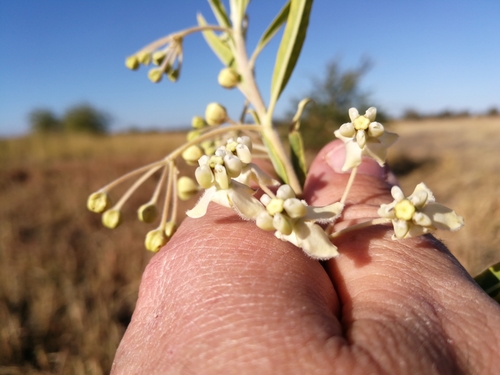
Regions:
[[269, 0, 313, 113], [474, 262, 500, 303], [262, 130, 289, 185], [197, 13, 235, 67], [208, 0, 231, 28], [252, 1, 291, 62], [288, 98, 312, 187]]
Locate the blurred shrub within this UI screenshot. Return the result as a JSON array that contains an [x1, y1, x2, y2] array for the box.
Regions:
[[286, 58, 388, 150], [29, 109, 62, 134], [62, 104, 111, 134]]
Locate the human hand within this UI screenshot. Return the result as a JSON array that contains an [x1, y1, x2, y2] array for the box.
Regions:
[[111, 140, 500, 375]]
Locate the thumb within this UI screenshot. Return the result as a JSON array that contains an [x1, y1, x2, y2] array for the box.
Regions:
[[303, 140, 500, 373]]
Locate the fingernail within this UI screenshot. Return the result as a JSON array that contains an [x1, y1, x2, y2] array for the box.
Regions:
[[325, 142, 387, 179]]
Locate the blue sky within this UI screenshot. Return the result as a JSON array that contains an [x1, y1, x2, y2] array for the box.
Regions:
[[1, 0, 499, 136]]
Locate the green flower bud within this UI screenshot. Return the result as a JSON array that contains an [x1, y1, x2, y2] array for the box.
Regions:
[[125, 56, 139, 70], [152, 51, 166, 65], [167, 69, 179, 82], [87, 191, 111, 213], [177, 176, 198, 201], [102, 209, 121, 229], [148, 68, 163, 83], [218, 68, 240, 89], [137, 51, 151, 65], [182, 145, 204, 165], [205, 103, 227, 126], [145, 229, 167, 253], [138, 203, 158, 223], [187, 130, 202, 142], [191, 116, 206, 129]]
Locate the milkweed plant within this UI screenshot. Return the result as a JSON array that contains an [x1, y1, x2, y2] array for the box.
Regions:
[[87, 1, 467, 264]]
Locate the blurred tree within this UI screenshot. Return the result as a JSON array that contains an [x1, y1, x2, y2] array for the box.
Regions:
[[63, 104, 111, 134], [29, 109, 62, 133], [287, 58, 388, 150]]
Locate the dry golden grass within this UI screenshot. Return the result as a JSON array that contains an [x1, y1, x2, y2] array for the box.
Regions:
[[0, 118, 499, 373]]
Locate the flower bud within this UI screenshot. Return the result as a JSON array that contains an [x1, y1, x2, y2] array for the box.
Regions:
[[138, 203, 158, 223], [218, 68, 240, 89], [152, 51, 166, 65], [148, 68, 163, 83], [102, 209, 121, 229], [177, 176, 199, 200], [273, 213, 293, 235], [87, 191, 111, 213], [167, 69, 179, 82], [137, 51, 151, 65], [125, 56, 139, 70], [187, 130, 202, 142], [191, 116, 206, 129], [205, 103, 227, 126], [145, 229, 167, 253], [182, 145, 204, 165]]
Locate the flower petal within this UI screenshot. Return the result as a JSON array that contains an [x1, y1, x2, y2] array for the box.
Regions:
[[378, 131, 399, 148], [338, 122, 355, 137], [305, 202, 344, 223], [278, 221, 339, 260], [421, 202, 465, 231], [186, 186, 217, 218], [227, 181, 265, 219], [342, 140, 363, 171], [363, 140, 388, 166]]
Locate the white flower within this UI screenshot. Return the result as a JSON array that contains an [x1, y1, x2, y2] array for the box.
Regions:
[[378, 183, 464, 239], [186, 147, 265, 219], [334, 107, 399, 171], [256, 185, 344, 260]]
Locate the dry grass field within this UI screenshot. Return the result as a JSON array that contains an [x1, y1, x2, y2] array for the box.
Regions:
[[1, 117, 499, 374]]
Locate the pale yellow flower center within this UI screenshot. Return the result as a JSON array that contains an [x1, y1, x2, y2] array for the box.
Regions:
[[267, 198, 284, 216], [208, 155, 224, 168], [394, 199, 416, 221], [353, 116, 370, 130]]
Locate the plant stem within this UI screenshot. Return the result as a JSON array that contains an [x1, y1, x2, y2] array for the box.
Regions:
[[340, 167, 358, 205], [113, 165, 164, 210], [330, 218, 392, 238]]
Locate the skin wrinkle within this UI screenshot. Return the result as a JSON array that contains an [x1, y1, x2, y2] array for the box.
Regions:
[[113, 140, 500, 375]]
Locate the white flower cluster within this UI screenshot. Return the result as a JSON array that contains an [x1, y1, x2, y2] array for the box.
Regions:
[[256, 185, 343, 259], [187, 136, 343, 259], [378, 183, 464, 239], [334, 107, 398, 171]]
